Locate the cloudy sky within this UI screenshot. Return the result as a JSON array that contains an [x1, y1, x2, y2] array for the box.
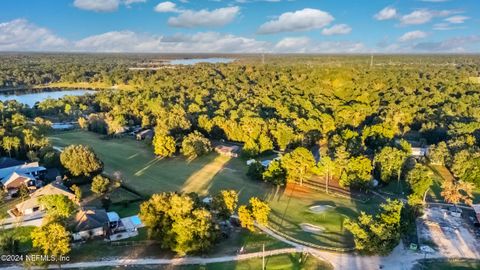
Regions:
[[0, 0, 479, 53]]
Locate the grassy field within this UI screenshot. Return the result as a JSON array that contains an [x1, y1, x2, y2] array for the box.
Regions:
[[0, 197, 21, 218], [69, 253, 332, 270], [50, 130, 379, 248], [69, 229, 290, 262], [413, 259, 480, 270], [0, 226, 35, 253], [190, 253, 333, 270]]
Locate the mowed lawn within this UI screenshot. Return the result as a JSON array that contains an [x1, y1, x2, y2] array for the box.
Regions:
[[49, 130, 269, 202], [68, 253, 333, 270], [50, 130, 377, 248]]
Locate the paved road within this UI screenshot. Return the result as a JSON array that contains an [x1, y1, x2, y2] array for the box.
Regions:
[[0, 212, 44, 229], [258, 225, 434, 270]]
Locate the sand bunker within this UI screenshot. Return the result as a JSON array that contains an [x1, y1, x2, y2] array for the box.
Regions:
[[300, 223, 325, 234], [309, 205, 334, 213]]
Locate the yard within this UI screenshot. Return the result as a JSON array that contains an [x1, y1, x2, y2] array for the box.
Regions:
[[67, 253, 333, 270], [69, 229, 291, 262], [0, 226, 35, 253], [0, 197, 21, 219], [50, 130, 379, 248]]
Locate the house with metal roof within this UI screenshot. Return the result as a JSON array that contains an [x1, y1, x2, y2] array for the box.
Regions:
[[0, 162, 46, 195]]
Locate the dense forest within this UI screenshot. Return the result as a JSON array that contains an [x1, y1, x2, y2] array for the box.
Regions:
[[2, 54, 480, 189], [1, 54, 480, 255]]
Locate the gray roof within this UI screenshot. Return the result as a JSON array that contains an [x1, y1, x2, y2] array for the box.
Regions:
[[0, 158, 24, 169], [74, 208, 109, 232]]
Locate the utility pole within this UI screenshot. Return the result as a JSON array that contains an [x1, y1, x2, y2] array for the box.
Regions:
[[262, 243, 265, 270]]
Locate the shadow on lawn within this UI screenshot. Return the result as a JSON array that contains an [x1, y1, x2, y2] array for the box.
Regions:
[[187, 154, 276, 203]]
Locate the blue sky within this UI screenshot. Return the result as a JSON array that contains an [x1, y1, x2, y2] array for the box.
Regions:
[[0, 0, 479, 53]]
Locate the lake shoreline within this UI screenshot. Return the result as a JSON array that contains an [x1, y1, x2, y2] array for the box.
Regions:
[[0, 88, 96, 107]]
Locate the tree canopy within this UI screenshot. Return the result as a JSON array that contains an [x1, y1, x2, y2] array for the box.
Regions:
[[138, 192, 216, 255], [181, 131, 212, 160], [281, 147, 316, 185], [31, 223, 70, 258], [60, 144, 103, 177], [344, 199, 403, 255]]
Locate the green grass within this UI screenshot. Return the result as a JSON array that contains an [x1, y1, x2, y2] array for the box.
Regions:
[[0, 226, 35, 253], [109, 201, 142, 217], [50, 130, 378, 248], [109, 187, 142, 204], [267, 189, 382, 248], [69, 229, 289, 262], [413, 259, 480, 270], [195, 253, 333, 270], [210, 230, 291, 255], [50, 131, 268, 201], [68, 253, 332, 270], [0, 197, 22, 219]]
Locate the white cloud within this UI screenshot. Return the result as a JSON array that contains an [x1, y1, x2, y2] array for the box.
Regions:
[[2, 18, 478, 54], [398, 30, 427, 42], [374, 7, 397, 21], [445, 15, 469, 24], [420, 0, 450, 2], [75, 31, 267, 53], [124, 0, 147, 5], [273, 37, 366, 53], [413, 35, 480, 52], [274, 37, 311, 52], [400, 10, 434, 25], [73, 0, 120, 12], [257, 8, 334, 34], [321, 24, 351, 36], [167, 6, 240, 28], [73, 0, 146, 12], [154, 1, 179, 13], [0, 19, 68, 51], [399, 9, 458, 25]]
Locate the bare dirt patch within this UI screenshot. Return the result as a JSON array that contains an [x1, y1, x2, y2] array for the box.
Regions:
[[416, 207, 480, 258]]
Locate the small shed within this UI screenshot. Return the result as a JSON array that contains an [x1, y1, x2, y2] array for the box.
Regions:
[[260, 160, 272, 168], [246, 159, 257, 166], [215, 145, 239, 158], [411, 147, 429, 157], [136, 129, 154, 140]]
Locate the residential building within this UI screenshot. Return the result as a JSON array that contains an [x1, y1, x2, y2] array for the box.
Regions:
[[0, 161, 46, 195], [13, 182, 76, 216]]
